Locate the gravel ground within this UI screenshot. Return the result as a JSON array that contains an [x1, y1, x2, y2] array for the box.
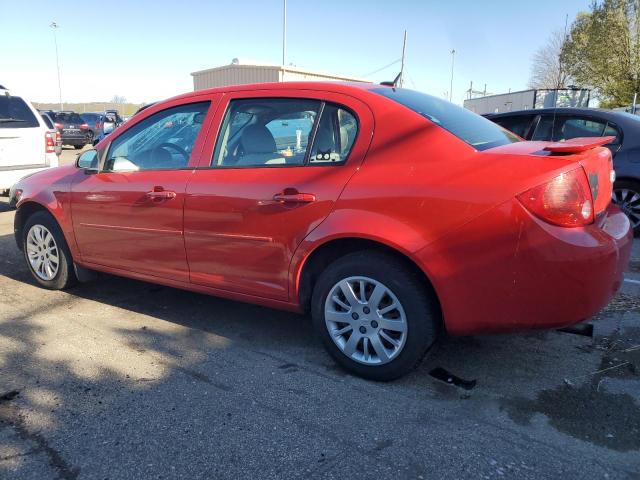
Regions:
[[0, 178, 639, 479]]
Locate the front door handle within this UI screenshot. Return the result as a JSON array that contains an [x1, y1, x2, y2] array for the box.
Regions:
[[146, 187, 176, 200], [273, 191, 316, 203]]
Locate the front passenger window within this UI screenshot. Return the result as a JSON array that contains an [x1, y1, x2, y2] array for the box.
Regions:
[[104, 102, 210, 172]]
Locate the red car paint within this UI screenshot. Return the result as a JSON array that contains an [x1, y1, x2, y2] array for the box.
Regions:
[[13, 82, 632, 334]]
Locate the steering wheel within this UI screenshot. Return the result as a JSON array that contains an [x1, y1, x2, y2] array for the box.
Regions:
[[157, 142, 189, 161]]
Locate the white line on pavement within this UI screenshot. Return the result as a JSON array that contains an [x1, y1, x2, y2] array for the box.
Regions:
[[624, 278, 640, 285]]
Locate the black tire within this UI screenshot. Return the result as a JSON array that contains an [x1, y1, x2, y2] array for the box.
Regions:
[[22, 211, 77, 290], [612, 179, 640, 236], [311, 250, 439, 381], [74, 144, 84, 150]]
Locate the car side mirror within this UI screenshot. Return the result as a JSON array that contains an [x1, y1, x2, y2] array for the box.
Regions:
[[76, 149, 99, 173]]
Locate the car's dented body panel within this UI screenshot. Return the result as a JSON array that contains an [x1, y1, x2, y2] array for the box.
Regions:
[[13, 81, 633, 337]]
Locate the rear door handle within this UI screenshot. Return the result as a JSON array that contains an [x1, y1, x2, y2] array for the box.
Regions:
[[146, 188, 176, 200], [273, 192, 316, 203]]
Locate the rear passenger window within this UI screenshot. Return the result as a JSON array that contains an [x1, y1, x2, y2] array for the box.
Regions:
[[558, 118, 607, 140], [531, 115, 555, 141], [603, 123, 621, 144], [0, 96, 39, 129], [212, 98, 358, 168], [213, 98, 320, 167], [309, 105, 358, 164]]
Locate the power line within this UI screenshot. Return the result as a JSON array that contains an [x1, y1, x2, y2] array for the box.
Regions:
[[361, 59, 401, 78]]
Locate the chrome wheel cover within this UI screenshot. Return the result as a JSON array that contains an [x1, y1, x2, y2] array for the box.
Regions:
[[26, 225, 59, 281], [612, 187, 640, 228], [324, 276, 408, 366]]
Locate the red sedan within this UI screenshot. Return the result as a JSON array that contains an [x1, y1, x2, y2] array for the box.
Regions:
[[12, 82, 632, 380]]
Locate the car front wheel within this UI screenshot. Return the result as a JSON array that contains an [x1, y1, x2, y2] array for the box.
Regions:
[[612, 179, 640, 236], [311, 251, 439, 381], [22, 211, 77, 289]]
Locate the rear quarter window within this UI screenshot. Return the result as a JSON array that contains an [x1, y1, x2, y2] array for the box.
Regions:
[[0, 96, 39, 129], [372, 88, 520, 151]]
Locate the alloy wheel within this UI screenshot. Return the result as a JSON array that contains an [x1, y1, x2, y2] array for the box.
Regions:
[[324, 276, 407, 365], [612, 188, 640, 229], [26, 224, 59, 281]]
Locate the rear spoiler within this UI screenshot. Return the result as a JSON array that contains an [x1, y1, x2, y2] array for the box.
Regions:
[[543, 136, 615, 154]]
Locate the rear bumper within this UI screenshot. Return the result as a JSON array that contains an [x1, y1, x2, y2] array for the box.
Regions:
[[420, 200, 633, 336]]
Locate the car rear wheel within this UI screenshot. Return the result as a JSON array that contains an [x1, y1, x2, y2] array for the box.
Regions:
[[612, 179, 640, 235], [311, 251, 439, 381], [22, 211, 77, 290]]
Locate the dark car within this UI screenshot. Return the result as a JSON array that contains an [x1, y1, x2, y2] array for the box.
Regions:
[[486, 108, 640, 234], [52, 111, 92, 149], [79, 113, 105, 144]]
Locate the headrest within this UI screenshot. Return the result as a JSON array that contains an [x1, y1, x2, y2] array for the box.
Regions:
[[241, 125, 276, 153]]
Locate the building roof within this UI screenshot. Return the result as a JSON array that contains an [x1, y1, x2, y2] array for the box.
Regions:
[[191, 59, 370, 83]]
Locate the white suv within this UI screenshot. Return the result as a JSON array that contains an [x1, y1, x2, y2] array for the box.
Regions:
[[0, 87, 59, 199]]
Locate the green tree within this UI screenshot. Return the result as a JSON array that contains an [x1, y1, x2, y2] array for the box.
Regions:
[[562, 0, 640, 108]]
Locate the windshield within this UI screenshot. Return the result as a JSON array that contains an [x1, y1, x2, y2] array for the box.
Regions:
[[54, 112, 84, 124], [0, 95, 39, 128], [372, 88, 521, 151]]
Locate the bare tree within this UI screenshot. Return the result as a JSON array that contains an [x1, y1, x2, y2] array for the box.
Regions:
[[111, 95, 127, 104], [528, 30, 571, 89]]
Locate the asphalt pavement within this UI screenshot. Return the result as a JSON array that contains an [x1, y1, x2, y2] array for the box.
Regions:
[[0, 154, 639, 479]]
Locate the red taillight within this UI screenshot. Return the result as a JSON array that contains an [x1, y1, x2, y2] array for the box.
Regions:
[[95, 121, 101, 129], [80, 123, 89, 130], [517, 167, 594, 227], [55, 131, 61, 142], [45, 132, 55, 153], [54, 122, 62, 130]]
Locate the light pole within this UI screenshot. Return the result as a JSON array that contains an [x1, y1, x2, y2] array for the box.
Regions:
[[449, 49, 456, 102], [50, 21, 63, 110], [282, 0, 287, 66]]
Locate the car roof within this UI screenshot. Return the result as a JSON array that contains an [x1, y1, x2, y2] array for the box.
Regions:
[[164, 81, 378, 104]]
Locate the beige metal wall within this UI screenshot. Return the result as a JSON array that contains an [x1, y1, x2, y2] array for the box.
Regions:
[[193, 66, 280, 90], [192, 65, 368, 91]]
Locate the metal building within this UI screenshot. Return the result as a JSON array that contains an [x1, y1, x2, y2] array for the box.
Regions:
[[191, 58, 369, 91], [464, 88, 591, 115]]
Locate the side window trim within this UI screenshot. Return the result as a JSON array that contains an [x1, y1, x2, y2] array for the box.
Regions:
[[303, 101, 325, 166]]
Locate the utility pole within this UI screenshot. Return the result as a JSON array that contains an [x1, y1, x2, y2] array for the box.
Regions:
[[633, 92, 638, 115], [449, 49, 456, 102], [50, 21, 63, 110], [282, 0, 287, 66], [399, 30, 407, 87], [557, 13, 569, 89]]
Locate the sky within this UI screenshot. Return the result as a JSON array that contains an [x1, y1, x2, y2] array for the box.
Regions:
[[0, 0, 593, 106]]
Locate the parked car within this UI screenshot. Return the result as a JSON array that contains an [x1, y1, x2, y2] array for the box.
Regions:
[[40, 113, 62, 156], [51, 111, 92, 149], [0, 86, 59, 200], [485, 108, 640, 234], [79, 112, 105, 145], [12, 83, 632, 380]]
